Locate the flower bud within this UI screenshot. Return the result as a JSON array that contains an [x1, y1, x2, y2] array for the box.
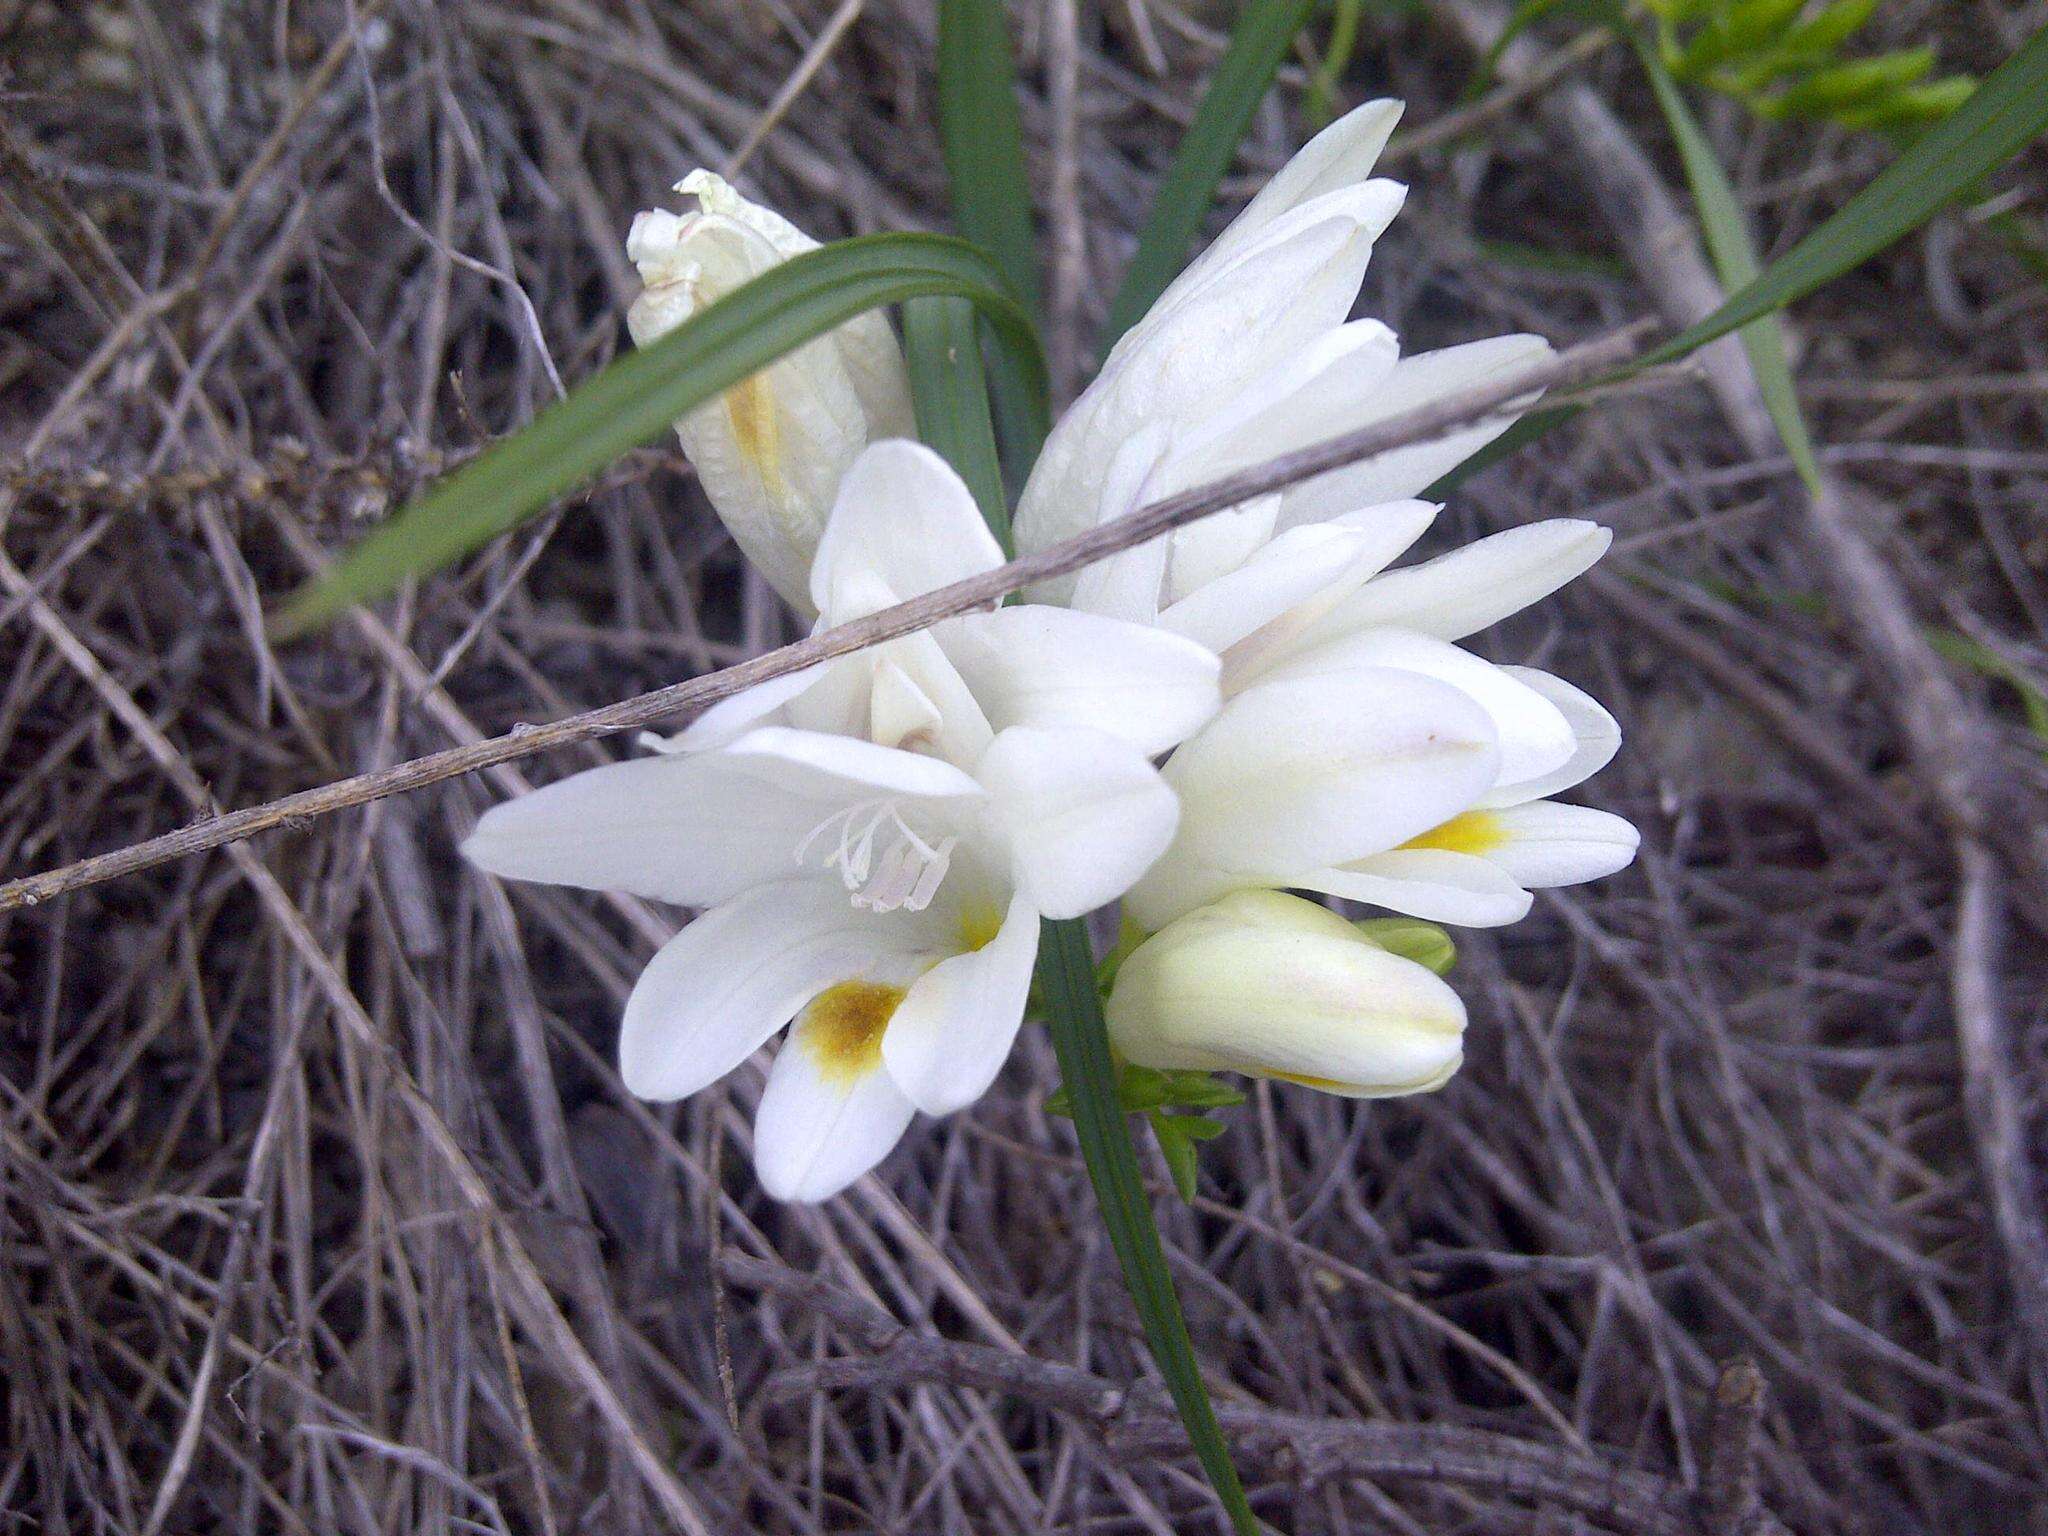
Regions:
[[626, 171, 914, 616], [1106, 889, 1465, 1098]]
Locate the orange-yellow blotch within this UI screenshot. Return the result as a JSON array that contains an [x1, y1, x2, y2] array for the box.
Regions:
[[1400, 809, 1506, 857], [798, 980, 905, 1086], [724, 370, 784, 496], [958, 902, 1004, 953]]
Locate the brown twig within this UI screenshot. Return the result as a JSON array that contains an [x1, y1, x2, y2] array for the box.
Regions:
[[0, 324, 1644, 912], [725, 1253, 1791, 1536]]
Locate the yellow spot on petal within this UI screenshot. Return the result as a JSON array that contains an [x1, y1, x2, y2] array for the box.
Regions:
[[959, 902, 1005, 953], [724, 370, 784, 497], [1400, 810, 1506, 857], [798, 980, 905, 1087]]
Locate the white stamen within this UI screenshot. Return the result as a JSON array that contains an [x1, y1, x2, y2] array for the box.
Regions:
[[795, 799, 956, 914]]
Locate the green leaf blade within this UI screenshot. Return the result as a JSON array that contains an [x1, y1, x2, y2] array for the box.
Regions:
[[1430, 24, 2048, 494], [935, 0, 1053, 473], [1648, 22, 2048, 365], [937, 0, 1042, 320], [276, 233, 1043, 635], [1038, 917, 1258, 1535], [904, 295, 1010, 547], [1634, 28, 1822, 490]]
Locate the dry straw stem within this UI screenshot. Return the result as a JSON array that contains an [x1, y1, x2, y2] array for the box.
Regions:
[[0, 323, 1643, 913], [725, 1252, 1792, 1536]]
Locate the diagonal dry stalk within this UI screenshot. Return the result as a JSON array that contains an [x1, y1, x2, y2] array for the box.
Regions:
[[0, 324, 1643, 912]]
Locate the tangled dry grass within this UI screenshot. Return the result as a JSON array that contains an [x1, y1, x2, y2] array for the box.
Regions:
[[4, 1, 2047, 1532]]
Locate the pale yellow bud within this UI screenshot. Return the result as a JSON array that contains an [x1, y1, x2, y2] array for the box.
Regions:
[[626, 172, 914, 616], [1106, 889, 1465, 1098]]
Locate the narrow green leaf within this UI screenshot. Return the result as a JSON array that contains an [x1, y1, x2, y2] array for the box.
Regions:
[[1102, 0, 1317, 348], [1925, 629, 2048, 749], [905, 296, 1009, 546], [1426, 26, 2048, 495], [1038, 917, 1257, 1535], [276, 233, 1042, 634], [1634, 29, 1822, 491], [935, 0, 1053, 471], [937, 0, 1042, 318], [1647, 23, 2048, 366]]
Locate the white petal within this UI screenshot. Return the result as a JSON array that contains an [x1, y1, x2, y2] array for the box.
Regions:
[[937, 606, 1221, 756], [618, 880, 920, 1101], [1169, 320, 1402, 487], [1158, 502, 1435, 680], [1015, 210, 1392, 573], [462, 727, 984, 907], [1479, 670, 1622, 807], [723, 724, 987, 802], [1484, 802, 1640, 888], [670, 357, 867, 617], [1207, 100, 1404, 262], [881, 892, 1040, 1116], [1300, 519, 1612, 648], [977, 727, 1182, 920], [1256, 628, 1575, 788], [461, 753, 800, 907], [863, 629, 995, 765], [754, 993, 920, 1201], [1217, 502, 1441, 691], [1159, 522, 1380, 657], [1108, 887, 1465, 1098], [1131, 182, 1406, 361], [1128, 669, 1500, 929], [1267, 335, 1555, 531], [656, 663, 830, 753], [809, 440, 1002, 619], [1067, 538, 1170, 626], [1166, 495, 1280, 602], [1305, 849, 1534, 927]]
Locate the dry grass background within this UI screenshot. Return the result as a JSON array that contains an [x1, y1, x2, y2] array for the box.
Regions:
[[3, 0, 2047, 1531]]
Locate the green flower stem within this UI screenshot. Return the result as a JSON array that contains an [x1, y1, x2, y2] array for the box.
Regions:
[[1036, 916, 1259, 1535]]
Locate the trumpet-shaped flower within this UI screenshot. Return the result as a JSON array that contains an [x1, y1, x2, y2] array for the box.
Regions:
[[628, 171, 915, 616], [1108, 890, 1465, 1098], [464, 443, 1220, 1202]]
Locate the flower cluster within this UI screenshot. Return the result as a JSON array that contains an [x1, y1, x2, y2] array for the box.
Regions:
[[464, 105, 1638, 1201]]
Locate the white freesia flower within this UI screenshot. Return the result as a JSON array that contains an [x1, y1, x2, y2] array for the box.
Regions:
[[1012, 98, 1555, 659], [628, 170, 914, 616], [1108, 890, 1465, 1098], [464, 443, 1220, 1202]]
